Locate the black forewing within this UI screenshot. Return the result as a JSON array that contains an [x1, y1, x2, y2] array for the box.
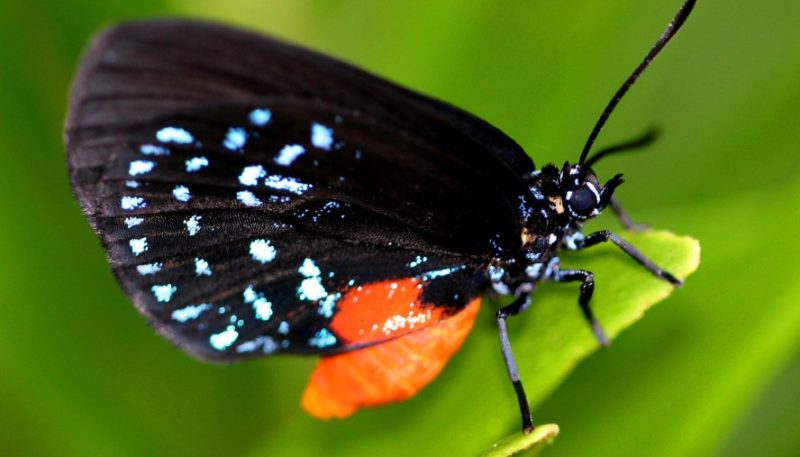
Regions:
[[65, 20, 531, 360]]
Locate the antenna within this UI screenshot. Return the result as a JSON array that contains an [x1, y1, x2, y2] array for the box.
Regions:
[[578, 0, 697, 165], [584, 127, 659, 167]]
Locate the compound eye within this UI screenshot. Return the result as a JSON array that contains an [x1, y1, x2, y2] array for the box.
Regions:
[[568, 184, 598, 216]]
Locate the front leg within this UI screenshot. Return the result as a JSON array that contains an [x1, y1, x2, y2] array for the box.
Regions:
[[553, 269, 609, 346], [574, 230, 681, 286]]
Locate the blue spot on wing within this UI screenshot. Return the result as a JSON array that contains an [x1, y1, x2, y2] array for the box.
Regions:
[[194, 258, 212, 276], [124, 217, 144, 228], [152, 284, 177, 302], [172, 185, 191, 202], [172, 304, 211, 322], [223, 127, 247, 151], [129, 160, 155, 176], [274, 144, 306, 166], [129, 238, 148, 255], [239, 165, 266, 186], [264, 175, 312, 195], [140, 144, 169, 156], [237, 190, 262, 207], [309, 328, 337, 348], [249, 239, 276, 264], [185, 156, 209, 172], [121, 196, 146, 210], [209, 326, 238, 350], [249, 108, 272, 127], [136, 262, 162, 275], [311, 123, 334, 150], [156, 127, 194, 144], [184, 215, 202, 236]]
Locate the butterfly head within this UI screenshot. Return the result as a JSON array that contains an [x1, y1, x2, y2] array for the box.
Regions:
[[559, 163, 623, 222]]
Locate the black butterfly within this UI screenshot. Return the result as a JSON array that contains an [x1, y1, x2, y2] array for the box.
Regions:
[[65, 0, 695, 432]]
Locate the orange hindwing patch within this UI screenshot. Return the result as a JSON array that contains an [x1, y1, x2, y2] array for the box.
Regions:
[[330, 277, 449, 346], [302, 297, 481, 418]]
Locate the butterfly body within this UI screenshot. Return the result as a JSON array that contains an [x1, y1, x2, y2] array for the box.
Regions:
[[66, 0, 695, 432]]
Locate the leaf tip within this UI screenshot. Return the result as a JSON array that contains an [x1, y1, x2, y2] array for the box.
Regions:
[[479, 423, 560, 457]]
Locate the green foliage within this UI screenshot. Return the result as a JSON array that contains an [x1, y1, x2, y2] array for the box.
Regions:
[[1, 1, 799, 456]]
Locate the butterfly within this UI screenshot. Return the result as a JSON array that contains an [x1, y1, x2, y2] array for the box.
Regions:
[[65, 0, 695, 433]]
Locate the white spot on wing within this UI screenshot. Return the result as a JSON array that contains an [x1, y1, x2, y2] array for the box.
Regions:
[[318, 293, 340, 318], [209, 326, 238, 350], [124, 217, 143, 228], [309, 328, 337, 348], [253, 297, 273, 321], [274, 144, 306, 166], [185, 156, 209, 172], [172, 185, 191, 202], [311, 123, 333, 150], [139, 144, 169, 156], [223, 127, 247, 151], [249, 239, 276, 264], [408, 255, 428, 268], [129, 160, 155, 176], [156, 127, 193, 144], [298, 258, 321, 277], [243, 285, 259, 304], [421, 265, 465, 281], [184, 215, 202, 236], [297, 258, 328, 302], [264, 175, 312, 195], [381, 310, 434, 336], [151, 284, 177, 302], [249, 108, 272, 127], [136, 262, 162, 275], [172, 304, 211, 322], [239, 165, 266, 186], [236, 336, 277, 354], [237, 190, 262, 207], [243, 285, 273, 321], [129, 238, 148, 255], [298, 278, 326, 301], [121, 196, 146, 210], [194, 258, 212, 276]]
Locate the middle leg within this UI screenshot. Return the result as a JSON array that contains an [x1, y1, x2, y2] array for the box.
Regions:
[[553, 268, 609, 346]]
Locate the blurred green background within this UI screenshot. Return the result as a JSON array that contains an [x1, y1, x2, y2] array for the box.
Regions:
[[2, 0, 799, 456]]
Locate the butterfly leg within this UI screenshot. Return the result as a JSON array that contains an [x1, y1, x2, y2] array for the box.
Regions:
[[609, 196, 649, 232], [553, 269, 609, 346], [497, 293, 534, 433], [579, 230, 681, 286]]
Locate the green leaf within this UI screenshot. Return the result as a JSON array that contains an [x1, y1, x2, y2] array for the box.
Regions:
[[536, 181, 800, 457], [248, 230, 700, 457], [479, 424, 560, 457], [466, 229, 700, 456]]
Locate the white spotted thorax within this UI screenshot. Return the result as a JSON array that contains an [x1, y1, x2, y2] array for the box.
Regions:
[[489, 162, 618, 294]]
